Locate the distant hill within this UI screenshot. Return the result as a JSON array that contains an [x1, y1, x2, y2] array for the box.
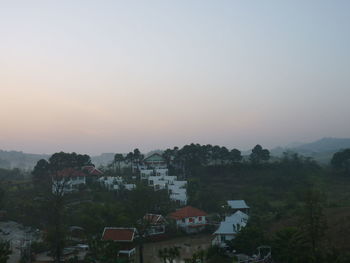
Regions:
[[271, 137, 350, 164], [91, 153, 115, 167], [294, 137, 350, 153], [0, 150, 49, 170], [0, 150, 117, 171]]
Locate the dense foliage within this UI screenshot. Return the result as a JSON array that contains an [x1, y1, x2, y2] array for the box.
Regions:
[[1, 146, 350, 262]]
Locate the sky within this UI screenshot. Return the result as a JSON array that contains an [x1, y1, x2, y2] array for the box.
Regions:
[[1, 0, 350, 155]]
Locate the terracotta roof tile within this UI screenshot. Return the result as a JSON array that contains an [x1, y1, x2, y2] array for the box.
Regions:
[[102, 228, 136, 242], [169, 206, 207, 220]]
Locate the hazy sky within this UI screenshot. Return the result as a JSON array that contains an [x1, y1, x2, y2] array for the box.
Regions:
[[1, 1, 350, 155]]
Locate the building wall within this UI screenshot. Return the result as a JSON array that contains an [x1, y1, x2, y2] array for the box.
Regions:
[[212, 234, 235, 247], [176, 216, 206, 228]]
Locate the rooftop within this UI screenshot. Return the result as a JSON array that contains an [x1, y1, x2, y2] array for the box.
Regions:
[[169, 206, 207, 220], [227, 200, 249, 209], [101, 227, 136, 242]]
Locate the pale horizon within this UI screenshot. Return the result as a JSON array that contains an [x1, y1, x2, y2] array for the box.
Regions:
[[1, 1, 350, 155]]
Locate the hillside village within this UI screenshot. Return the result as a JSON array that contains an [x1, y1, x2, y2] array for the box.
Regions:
[[1, 144, 350, 263], [0, 150, 275, 263]]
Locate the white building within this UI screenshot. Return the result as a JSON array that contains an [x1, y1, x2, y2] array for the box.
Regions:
[[212, 210, 249, 247], [168, 181, 187, 205], [148, 175, 177, 189], [98, 176, 123, 190], [98, 176, 135, 191], [140, 169, 155, 180], [169, 206, 207, 233], [140, 168, 169, 180], [51, 168, 88, 194]]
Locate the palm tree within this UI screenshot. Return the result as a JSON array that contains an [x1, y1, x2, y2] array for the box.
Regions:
[[113, 154, 124, 174]]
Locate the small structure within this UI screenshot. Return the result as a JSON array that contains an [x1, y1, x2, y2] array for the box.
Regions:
[[101, 227, 137, 257], [143, 213, 166, 236], [227, 200, 250, 215], [143, 153, 167, 169], [212, 210, 249, 247], [169, 206, 207, 233], [82, 165, 103, 176]]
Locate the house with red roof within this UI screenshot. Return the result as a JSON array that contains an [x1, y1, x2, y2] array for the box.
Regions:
[[169, 206, 208, 233], [101, 227, 137, 257], [51, 168, 88, 194], [142, 213, 167, 236], [82, 165, 104, 176]]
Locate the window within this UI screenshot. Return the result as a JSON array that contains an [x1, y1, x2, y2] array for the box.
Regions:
[[189, 218, 194, 223], [198, 217, 202, 221], [182, 218, 186, 223]]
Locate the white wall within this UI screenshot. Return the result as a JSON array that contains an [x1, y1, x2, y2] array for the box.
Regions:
[[176, 216, 206, 227]]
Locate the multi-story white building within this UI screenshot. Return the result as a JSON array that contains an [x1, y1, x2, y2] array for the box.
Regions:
[[140, 168, 169, 180], [98, 176, 135, 191], [168, 181, 187, 205]]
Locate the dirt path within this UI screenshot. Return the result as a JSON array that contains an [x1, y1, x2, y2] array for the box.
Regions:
[[139, 234, 212, 263]]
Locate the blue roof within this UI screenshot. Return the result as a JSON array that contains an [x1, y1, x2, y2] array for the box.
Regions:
[[227, 200, 249, 209], [214, 211, 249, 235]]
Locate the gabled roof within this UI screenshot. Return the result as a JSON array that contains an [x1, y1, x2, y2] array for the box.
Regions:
[[214, 211, 249, 235], [225, 211, 249, 224], [101, 227, 136, 242], [143, 213, 166, 225], [169, 206, 207, 220], [227, 200, 249, 209], [82, 165, 103, 176], [214, 221, 238, 235], [143, 153, 165, 162]]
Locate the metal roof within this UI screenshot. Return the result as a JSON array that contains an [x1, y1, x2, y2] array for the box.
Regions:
[[227, 200, 249, 209]]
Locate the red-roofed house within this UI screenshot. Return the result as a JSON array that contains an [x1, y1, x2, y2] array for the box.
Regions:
[[82, 165, 103, 176], [143, 213, 166, 236], [169, 206, 208, 233], [51, 168, 88, 194], [101, 227, 137, 257]]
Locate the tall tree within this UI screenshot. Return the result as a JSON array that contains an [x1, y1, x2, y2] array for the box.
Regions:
[[229, 148, 242, 163], [46, 171, 72, 263], [331, 149, 350, 175], [273, 227, 311, 263], [113, 154, 124, 174], [32, 159, 50, 188], [249, 145, 270, 164]]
